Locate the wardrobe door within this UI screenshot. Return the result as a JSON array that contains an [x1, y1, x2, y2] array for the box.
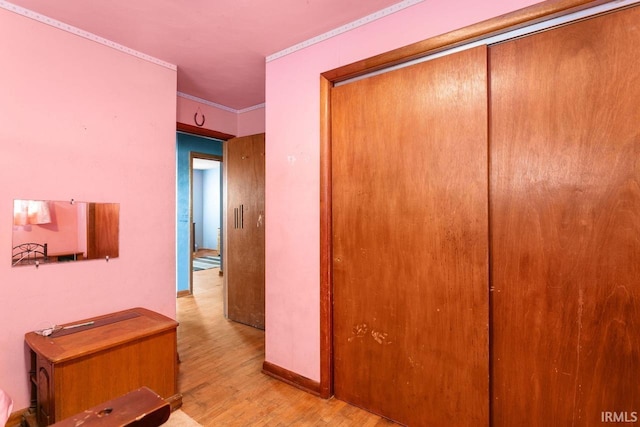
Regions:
[[332, 46, 489, 426], [490, 6, 640, 426], [226, 133, 265, 329]]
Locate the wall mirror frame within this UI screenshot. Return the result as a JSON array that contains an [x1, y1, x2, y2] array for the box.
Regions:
[[12, 199, 119, 267]]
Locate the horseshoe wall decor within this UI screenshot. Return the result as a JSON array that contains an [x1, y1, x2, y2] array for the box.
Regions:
[[194, 111, 206, 127]]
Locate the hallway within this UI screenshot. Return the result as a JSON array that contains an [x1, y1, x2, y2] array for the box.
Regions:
[[176, 269, 395, 426]]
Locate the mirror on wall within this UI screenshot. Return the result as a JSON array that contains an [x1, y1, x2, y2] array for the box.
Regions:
[[12, 199, 119, 267]]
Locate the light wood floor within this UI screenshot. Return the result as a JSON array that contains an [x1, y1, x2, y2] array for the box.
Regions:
[[177, 268, 395, 426]]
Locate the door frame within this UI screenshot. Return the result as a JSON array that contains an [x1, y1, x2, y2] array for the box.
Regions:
[[176, 122, 234, 298], [318, 0, 633, 399], [189, 152, 223, 295]]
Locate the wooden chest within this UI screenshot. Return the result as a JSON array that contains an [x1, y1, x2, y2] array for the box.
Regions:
[[25, 307, 180, 426]]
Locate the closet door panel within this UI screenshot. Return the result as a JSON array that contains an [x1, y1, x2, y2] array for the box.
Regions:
[[332, 46, 489, 426], [490, 6, 640, 426], [226, 133, 265, 329]]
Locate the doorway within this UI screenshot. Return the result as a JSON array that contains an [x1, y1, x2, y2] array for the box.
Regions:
[[176, 131, 223, 296], [176, 130, 266, 326], [191, 155, 222, 275]]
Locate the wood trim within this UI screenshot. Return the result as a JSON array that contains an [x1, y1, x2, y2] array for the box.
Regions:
[[321, 0, 611, 83], [177, 289, 191, 298], [176, 122, 235, 141], [262, 361, 321, 396], [189, 151, 195, 297], [318, 75, 333, 399], [318, 0, 622, 402], [222, 138, 229, 319]]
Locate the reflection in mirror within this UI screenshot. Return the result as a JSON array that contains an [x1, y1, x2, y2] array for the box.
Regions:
[[12, 199, 119, 267]]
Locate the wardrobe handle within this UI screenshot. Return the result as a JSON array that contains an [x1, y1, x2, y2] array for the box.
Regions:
[[234, 207, 238, 229], [233, 205, 244, 229]]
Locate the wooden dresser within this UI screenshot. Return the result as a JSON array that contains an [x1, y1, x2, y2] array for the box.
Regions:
[[24, 307, 181, 426]]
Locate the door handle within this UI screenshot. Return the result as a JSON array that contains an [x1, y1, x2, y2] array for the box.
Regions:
[[234, 205, 244, 229]]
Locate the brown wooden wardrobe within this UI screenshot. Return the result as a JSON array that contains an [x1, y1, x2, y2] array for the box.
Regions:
[[327, 4, 640, 426], [225, 133, 266, 329]]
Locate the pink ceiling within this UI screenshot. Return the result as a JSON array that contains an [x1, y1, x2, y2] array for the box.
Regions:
[[8, 0, 405, 110]]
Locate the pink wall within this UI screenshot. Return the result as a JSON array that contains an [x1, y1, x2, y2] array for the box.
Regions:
[[237, 107, 265, 138], [264, 0, 542, 382], [0, 8, 177, 410], [176, 96, 265, 138], [176, 95, 237, 136]]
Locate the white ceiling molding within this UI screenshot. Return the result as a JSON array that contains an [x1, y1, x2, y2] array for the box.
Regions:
[[238, 103, 266, 114], [0, 0, 177, 71], [266, 0, 425, 62], [177, 92, 239, 113], [178, 92, 265, 114]]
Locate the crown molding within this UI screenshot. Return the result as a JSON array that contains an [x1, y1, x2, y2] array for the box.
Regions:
[[0, 0, 177, 71], [238, 103, 266, 114], [177, 92, 265, 114], [177, 92, 237, 113], [266, 0, 425, 62]]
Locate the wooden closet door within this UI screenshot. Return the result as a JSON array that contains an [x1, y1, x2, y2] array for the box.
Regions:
[[331, 46, 489, 426], [226, 133, 265, 329], [490, 6, 640, 426]]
